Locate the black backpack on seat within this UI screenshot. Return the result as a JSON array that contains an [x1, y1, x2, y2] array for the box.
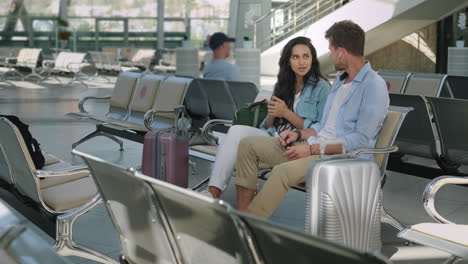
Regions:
[[0, 115, 45, 169]]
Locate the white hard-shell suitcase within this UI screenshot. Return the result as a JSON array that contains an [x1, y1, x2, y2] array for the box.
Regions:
[[305, 157, 382, 252]]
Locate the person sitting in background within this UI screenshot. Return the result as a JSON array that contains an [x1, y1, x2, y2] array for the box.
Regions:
[[235, 20, 389, 219], [201, 36, 330, 198], [203, 34, 211, 50], [202, 32, 241, 81]]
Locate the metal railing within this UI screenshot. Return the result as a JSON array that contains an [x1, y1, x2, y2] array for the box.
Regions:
[[0, 15, 228, 53], [253, 0, 352, 51]]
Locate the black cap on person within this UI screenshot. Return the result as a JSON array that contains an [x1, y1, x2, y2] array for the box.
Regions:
[[209, 32, 235, 50]]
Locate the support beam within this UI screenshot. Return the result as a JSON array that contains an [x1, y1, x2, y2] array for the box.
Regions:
[[157, 0, 164, 61], [2, 0, 25, 43], [19, 7, 34, 47]]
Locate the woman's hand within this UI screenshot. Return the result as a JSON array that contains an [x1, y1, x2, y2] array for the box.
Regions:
[[268, 96, 290, 118]]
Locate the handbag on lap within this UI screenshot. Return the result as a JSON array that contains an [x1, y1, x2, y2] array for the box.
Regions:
[[232, 99, 268, 128]]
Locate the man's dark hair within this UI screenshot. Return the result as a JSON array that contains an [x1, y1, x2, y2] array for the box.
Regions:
[[325, 20, 365, 56]]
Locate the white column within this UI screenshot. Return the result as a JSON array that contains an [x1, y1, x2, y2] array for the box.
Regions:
[[157, 0, 164, 51]]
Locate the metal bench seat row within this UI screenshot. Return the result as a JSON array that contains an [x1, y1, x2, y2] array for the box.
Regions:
[[190, 105, 414, 235], [185, 78, 258, 131], [379, 70, 468, 100], [378, 70, 448, 97], [388, 93, 468, 177], [186, 80, 259, 157], [89, 49, 155, 74], [398, 175, 468, 263], [67, 72, 192, 149], [0, 199, 72, 263], [0, 48, 42, 86], [41, 51, 91, 87], [76, 150, 390, 264], [0, 117, 116, 264], [67, 72, 258, 150], [0, 48, 94, 88]]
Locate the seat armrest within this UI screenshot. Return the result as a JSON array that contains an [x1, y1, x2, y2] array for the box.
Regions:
[[423, 176, 468, 224], [318, 146, 398, 162], [199, 119, 232, 146], [42, 60, 55, 69], [78, 96, 111, 113], [348, 146, 399, 157], [36, 166, 89, 178], [66, 62, 87, 73], [5, 57, 17, 65], [144, 108, 177, 130], [144, 105, 187, 131], [56, 193, 102, 222]]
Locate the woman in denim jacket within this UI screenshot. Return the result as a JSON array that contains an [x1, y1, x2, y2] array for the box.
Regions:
[[202, 36, 330, 198]]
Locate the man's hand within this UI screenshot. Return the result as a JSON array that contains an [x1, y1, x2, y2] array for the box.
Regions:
[[268, 96, 290, 118], [283, 145, 310, 160], [278, 130, 299, 147]]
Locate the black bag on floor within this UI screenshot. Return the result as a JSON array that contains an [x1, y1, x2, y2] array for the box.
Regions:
[[0, 115, 45, 169]]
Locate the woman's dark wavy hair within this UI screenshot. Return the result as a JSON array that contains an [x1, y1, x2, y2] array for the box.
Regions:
[[273, 36, 325, 127]]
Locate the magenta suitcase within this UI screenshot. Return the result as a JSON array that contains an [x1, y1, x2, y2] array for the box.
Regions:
[[142, 128, 189, 188]]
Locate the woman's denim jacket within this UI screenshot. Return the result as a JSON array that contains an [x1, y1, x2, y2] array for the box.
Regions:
[[260, 77, 330, 136]]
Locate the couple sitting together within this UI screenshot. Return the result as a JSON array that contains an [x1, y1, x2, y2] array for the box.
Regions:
[[202, 20, 389, 219]]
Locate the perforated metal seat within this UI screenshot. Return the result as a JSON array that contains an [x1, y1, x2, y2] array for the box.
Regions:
[[0, 118, 114, 264]]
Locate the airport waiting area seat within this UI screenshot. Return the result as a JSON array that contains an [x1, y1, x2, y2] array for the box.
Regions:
[[403, 73, 447, 97], [426, 97, 468, 173], [0, 47, 13, 66], [378, 70, 468, 100], [41, 51, 90, 88], [0, 200, 72, 264], [76, 150, 390, 264], [67, 71, 141, 149], [389, 94, 442, 160], [190, 104, 413, 242], [88, 51, 111, 82], [226, 81, 259, 109], [68, 73, 192, 149], [387, 94, 468, 177], [102, 51, 123, 73], [67, 74, 257, 153], [442, 75, 468, 100], [399, 176, 468, 264], [378, 70, 412, 94], [120, 49, 156, 73], [188, 79, 258, 157], [0, 48, 42, 82], [0, 117, 115, 264]]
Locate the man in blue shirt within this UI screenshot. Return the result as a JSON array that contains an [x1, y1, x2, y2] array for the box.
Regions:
[[202, 32, 241, 81], [235, 20, 389, 219]]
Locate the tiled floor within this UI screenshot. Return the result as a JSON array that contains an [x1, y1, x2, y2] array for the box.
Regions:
[[0, 75, 467, 264]]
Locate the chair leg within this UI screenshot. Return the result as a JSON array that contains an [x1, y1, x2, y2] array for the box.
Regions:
[[191, 176, 211, 191], [54, 195, 118, 264], [189, 160, 198, 175], [443, 256, 462, 264], [73, 130, 124, 150], [0, 77, 16, 87], [380, 190, 405, 231], [22, 73, 44, 82], [88, 70, 111, 83], [64, 76, 88, 89], [4, 70, 23, 80], [381, 206, 405, 231], [40, 74, 63, 84]]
